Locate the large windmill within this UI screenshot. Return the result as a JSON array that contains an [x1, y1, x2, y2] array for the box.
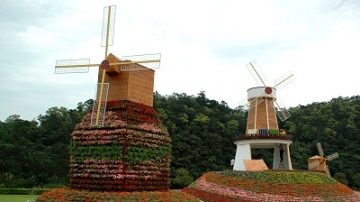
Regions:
[[233, 61, 295, 171], [56, 5, 171, 192], [55, 5, 161, 126], [308, 142, 339, 177], [245, 61, 294, 135]]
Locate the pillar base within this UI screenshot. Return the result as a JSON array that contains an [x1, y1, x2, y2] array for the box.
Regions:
[[233, 139, 293, 171]]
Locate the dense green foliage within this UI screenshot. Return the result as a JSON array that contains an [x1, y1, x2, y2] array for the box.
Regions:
[[284, 96, 360, 189], [1, 93, 359, 190], [154, 92, 247, 178], [0, 100, 93, 188]]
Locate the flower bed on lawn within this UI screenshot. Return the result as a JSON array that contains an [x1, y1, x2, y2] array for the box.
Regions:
[[183, 171, 360, 202], [37, 188, 199, 202], [69, 100, 171, 191]]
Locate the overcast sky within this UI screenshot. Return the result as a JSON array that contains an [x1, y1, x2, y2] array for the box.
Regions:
[[1, 0, 359, 121]]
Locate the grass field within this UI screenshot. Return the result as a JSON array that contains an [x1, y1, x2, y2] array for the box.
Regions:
[[0, 195, 37, 202]]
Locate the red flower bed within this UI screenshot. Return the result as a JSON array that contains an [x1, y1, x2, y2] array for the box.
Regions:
[[69, 100, 171, 191], [37, 188, 199, 202], [183, 171, 360, 202]]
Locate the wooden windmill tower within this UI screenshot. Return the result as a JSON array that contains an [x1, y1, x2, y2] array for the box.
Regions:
[[233, 61, 294, 171], [55, 5, 161, 126], [245, 61, 293, 135], [308, 142, 339, 177]]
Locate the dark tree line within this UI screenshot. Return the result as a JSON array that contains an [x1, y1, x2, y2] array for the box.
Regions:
[[283, 96, 360, 188], [0, 100, 93, 188], [153, 92, 247, 180], [0, 93, 359, 189]]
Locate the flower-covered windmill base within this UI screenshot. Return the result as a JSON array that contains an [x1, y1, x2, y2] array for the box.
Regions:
[[69, 100, 171, 191], [184, 171, 360, 202]]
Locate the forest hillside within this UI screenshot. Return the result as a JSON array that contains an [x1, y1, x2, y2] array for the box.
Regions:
[[0, 92, 359, 189]]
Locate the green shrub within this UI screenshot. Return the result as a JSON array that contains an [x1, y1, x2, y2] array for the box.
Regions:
[[0, 188, 50, 195], [171, 168, 194, 188]]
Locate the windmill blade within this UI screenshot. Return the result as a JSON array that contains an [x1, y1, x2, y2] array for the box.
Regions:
[[101, 5, 116, 47], [248, 97, 264, 110], [309, 160, 321, 169], [273, 72, 295, 90], [317, 142, 324, 156], [117, 53, 161, 71], [327, 152, 339, 161], [55, 58, 97, 73], [91, 83, 109, 126], [239, 97, 264, 110], [274, 100, 291, 121], [246, 60, 267, 86], [325, 164, 332, 178]]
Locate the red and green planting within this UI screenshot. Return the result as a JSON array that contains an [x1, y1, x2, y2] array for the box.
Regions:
[[69, 101, 171, 191], [36, 188, 199, 202], [184, 170, 360, 202]]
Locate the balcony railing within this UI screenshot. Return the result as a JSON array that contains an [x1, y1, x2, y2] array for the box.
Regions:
[[235, 133, 292, 141]]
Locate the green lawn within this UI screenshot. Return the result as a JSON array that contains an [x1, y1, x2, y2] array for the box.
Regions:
[[0, 195, 37, 202]]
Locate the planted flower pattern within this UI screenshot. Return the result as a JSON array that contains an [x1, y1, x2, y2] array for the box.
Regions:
[[37, 188, 199, 202], [69, 100, 171, 191], [184, 171, 360, 202]]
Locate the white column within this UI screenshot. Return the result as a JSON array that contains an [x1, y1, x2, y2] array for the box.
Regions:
[[273, 146, 280, 169], [285, 143, 293, 170], [233, 143, 252, 170]]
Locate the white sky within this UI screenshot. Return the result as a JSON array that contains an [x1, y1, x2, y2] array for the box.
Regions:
[[1, 0, 360, 121]]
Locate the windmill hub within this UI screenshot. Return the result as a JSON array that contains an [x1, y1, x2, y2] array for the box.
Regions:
[[247, 86, 277, 101], [100, 59, 110, 70], [265, 87, 272, 94]]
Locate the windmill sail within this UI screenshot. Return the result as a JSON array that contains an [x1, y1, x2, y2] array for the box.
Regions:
[[246, 60, 267, 86], [91, 83, 109, 126], [274, 72, 295, 89], [55, 58, 92, 73], [120, 53, 161, 71], [317, 142, 324, 156], [325, 164, 331, 177], [240, 97, 264, 110], [274, 100, 291, 121], [246, 61, 266, 86], [327, 152, 339, 161], [101, 5, 116, 47]]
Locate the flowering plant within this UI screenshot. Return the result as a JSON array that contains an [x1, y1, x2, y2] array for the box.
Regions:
[[69, 100, 171, 191], [183, 171, 360, 202], [37, 188, 199, 202]]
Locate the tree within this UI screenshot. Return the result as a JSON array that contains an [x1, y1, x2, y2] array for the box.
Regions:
[[154, 92, 246, 182], [171, 168, 194, 188]]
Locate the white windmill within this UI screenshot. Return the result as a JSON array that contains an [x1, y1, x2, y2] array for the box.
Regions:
[[233, 60, 295, 171], [55, 5, 161, 127]]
